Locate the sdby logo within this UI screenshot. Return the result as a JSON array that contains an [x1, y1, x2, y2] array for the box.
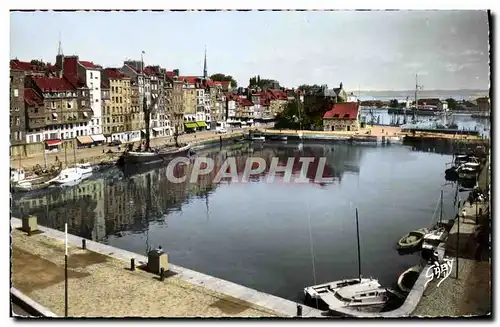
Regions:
[[424, 257, 454, 288]]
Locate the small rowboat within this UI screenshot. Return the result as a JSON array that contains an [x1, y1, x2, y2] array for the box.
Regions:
[[397, 228, 429, 250]]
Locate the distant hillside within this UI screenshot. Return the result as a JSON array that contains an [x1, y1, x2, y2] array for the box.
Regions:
[[356, 89, 489, 101]]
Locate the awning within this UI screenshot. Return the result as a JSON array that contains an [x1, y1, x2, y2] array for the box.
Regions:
[[153, 127, 162, 132], [77, 136, 93, 144], [196, 121, 207, 128], [46, 139, 62, 146], [185, 122, 198, 129], [90, 134, 106, 142]]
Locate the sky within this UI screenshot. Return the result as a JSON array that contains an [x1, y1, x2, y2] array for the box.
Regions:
[[10, 10, 490, 91]]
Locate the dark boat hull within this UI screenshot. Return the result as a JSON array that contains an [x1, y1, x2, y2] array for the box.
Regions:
[[119, 145, 191, 166]]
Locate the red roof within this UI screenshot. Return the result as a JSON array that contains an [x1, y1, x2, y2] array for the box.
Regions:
[[238, 98, 254, 106], [179, 76, 201, 85], [213, 81, 230, 87], [265, 89, 287, 100], [32, 76, 74, 92], [79, 61, 100, 69], [166, 71, 175, 79], [104, 68, 128, 80], [24, 88, 44, 106], [63, 57, 87, 88], [10, 59, 46, 72], [323, 102, 359, 120]]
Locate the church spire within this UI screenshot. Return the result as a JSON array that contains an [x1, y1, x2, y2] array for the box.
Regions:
[[203, 45, 207, 79], [57, 32, 63, 56]]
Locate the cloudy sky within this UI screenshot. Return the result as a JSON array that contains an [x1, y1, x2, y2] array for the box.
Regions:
[[10, 10, 490, 91]]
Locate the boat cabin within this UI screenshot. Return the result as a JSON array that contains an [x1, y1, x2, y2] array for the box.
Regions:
[[304, 278, 388, 311]]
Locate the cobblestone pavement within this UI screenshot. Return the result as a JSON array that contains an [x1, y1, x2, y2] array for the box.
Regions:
[[11, 228, 280, 318]]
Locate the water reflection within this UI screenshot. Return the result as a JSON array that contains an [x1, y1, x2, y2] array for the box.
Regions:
[[12, 142, 364, 243]]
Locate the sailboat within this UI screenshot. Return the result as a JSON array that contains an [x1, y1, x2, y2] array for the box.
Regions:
[[48, 144, 93, 186], [11, 151, 61, 192], [303, 209, 390, 314], [421, 190, 448, 260], [119, 87, 191, 166]]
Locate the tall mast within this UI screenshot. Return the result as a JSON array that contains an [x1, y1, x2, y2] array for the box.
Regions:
[[415, 73, 418, 110], [356, 208, 362, 281]]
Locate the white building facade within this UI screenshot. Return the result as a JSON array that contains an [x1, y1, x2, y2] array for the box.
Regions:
[[78, 62, 102, 136]]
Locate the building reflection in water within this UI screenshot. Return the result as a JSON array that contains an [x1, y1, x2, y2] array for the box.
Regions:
[[11, 142, 364, 244]]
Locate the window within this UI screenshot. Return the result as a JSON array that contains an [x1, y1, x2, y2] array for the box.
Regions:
[[96, 99, 99, 102], [28, 135, 33, 143], [82, 101, 86, 106], [13, 89, 18, 97], [36, 135, 41, 142], [67, 102, 72, 109], [90, 72, 93, 79]]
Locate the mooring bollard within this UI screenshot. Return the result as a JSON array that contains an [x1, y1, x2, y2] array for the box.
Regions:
[[297, 304, 302, 317], [27, 227, 32, 237], [82, 239, 86, 250], [160, 267, 165, 281], [131, 258, 135, 271]]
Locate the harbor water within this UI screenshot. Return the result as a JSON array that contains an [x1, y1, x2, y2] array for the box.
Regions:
[[359, 109, 490, 138], [12, 141, 468, 302]]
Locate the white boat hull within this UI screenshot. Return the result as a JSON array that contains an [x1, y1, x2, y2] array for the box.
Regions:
[[304, 277, 389, 312]]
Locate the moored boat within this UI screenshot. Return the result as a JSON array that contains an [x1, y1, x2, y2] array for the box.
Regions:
[[397, 228, 429, 251], [49, 169, 85, 186], [12, 180, 51, 192], [11, 166, 62, 193], [267, 135, 288, 141], [119, 144, 191, 166], [304, 278, 390, 313], [421, 227, 447, 259], [303, 209, 390, 314], [397, 266, 421, 293]]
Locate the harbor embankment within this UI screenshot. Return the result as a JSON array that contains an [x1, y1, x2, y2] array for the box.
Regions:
[[11, 129, 248, 171], [257, 126, 488, 145], [411, 158, 491, 317], [10, 217, 323, 318]]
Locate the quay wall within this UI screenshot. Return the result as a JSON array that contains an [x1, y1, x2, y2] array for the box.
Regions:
[[11, 287, 58, 317], [10, 217, 323, 318]]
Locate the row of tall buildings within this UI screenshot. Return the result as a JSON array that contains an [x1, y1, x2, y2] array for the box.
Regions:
[[10, 44, 297, 149]]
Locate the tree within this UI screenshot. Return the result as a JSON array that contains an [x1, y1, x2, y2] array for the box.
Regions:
[[274, 100, 310, 129], [446, 98, 457, 111], [389, 99, 399, 108], [248, 75, 278, 90], [297, 84, 322, 94], [210, 73, 237, 88]]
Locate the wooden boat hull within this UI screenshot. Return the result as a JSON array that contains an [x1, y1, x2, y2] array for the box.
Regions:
[[397, 228, 428, 251], [12, 181, 51, 192], [11, 168, 62, 193], [120, 144, 191, 166], [397, 266, 421, 293]]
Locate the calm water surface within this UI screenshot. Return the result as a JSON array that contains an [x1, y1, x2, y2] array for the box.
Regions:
[[359, 109, 490, 138], [12, 142, 465, 301]]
